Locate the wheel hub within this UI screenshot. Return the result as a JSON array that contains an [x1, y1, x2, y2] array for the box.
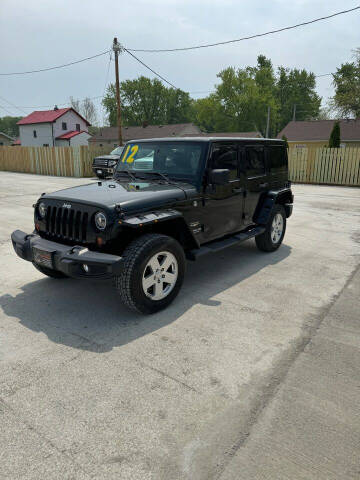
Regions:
[[142, 251, 178, 301], [271, 213, 284, 244]]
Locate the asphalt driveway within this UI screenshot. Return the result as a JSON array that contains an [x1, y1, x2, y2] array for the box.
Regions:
[[0, 172, 359, 479]]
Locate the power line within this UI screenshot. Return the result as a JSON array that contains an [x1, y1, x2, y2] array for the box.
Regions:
[[0, 104, 15, 116], [8, 95, 104, 110], [126, 6, 360, 52], [0, 95, 27, 115], [124, 48, 177, 88], [0, 50, 110, 76]]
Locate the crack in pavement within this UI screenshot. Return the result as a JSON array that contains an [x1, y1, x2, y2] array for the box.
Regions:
[[212, 262, 360, 480], [138, 360, 200, 394]]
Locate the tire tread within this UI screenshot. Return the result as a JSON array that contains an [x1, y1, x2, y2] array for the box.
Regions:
[[115, 233, 173, 313]]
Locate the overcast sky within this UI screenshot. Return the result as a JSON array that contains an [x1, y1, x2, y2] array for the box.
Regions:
[[0, 0, 359, 123]]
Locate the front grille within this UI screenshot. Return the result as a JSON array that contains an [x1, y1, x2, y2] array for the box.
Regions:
[[45, 206, 89, 242], [93, 158, 109, 167]]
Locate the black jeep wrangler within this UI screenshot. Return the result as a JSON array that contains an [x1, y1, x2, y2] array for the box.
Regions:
[[11, 138, 293, 314]]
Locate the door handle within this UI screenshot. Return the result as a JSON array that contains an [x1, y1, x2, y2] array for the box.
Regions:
[[259, 182, 268, 188], [232, 187, 243, 194]]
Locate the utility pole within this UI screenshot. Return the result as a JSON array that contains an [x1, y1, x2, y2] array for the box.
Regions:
[[265, 106, 270, 138], [113, 37, 123, 146], [292, 104, 297, 122]]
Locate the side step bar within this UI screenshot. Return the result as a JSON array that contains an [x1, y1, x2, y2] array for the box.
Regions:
[[187, 226, 266, 260]]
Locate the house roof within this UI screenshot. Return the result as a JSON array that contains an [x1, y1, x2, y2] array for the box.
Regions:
[[17, 107, 91, 126], [89, 123, 201, 142], [56, 130, 89, 140], [0, 131, 15, 140], [277, 119, 360, 142]]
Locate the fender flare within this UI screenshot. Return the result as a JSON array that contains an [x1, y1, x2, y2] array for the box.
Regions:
[[254, 188, 293, 225], [120, 209, 200, 249]]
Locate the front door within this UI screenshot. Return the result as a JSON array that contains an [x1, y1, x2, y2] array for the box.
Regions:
[[241, 146, 269, 225], [202, 142, 244, 241]]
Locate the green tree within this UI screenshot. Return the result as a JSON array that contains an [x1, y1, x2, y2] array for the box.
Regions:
[[333, 48, 360, 117], [275, 67, 321, 131], [281, 135, 289, 148], [328, 121, 341, 148], [194, 56, 279, 136], [0, 116, 23, 137], [193, 56, 320, 136], [102, 76, 193, 127]]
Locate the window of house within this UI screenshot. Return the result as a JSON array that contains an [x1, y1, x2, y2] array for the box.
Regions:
[[99, 143, 103, 147], [211, 143, 238, 179], [0, 142, 3, 146], [76, 123, 80, 131], [33, 130, 37, 138], [245, 147, 265, 177], [62, 122, 67, 130], [43, 144, 49, 147]]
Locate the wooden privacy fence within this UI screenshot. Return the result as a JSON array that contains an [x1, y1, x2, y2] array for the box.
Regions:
[[0, 145, 359, 186], [0, 145, 113, 177], [288, 147, 360, 186]]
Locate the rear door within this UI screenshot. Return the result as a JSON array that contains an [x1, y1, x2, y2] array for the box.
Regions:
[[202, 142, 244, 241], [241, 145, 269, 225]]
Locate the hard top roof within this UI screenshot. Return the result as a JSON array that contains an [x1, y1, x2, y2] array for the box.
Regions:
[[125, 137, 284, 143]]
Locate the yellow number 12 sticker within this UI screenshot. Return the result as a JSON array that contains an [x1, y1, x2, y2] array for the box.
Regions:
[[122, 144, 139, 163]]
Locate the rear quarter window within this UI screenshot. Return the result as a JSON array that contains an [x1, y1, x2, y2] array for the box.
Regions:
[[268, 146, 287, 174]]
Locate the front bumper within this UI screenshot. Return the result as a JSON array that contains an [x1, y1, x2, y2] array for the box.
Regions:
[[11, 230, 124, 280], [92, 166, 114, 177]]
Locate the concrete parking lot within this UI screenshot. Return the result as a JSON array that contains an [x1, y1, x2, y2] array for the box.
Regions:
[[0, 172, 359, 480]]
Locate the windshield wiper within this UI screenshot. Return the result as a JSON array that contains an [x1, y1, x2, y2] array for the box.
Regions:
[[142, 171, 172, 183], [114, 170, 137, 182]]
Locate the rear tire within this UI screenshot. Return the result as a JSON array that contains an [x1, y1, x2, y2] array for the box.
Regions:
[[33, 263, 68, 279], [255, 204, 286, 252], [114, 233, 186, 314]]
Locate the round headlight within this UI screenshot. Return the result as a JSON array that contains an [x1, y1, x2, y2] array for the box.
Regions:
[[95, 212, 107, 230], [38, 202, 46, 218]]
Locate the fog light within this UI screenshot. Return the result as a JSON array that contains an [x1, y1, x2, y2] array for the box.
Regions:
[[82, 264, 89, 273]]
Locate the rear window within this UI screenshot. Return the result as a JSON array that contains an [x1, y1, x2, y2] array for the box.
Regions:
[[268, 146, 287, 174]]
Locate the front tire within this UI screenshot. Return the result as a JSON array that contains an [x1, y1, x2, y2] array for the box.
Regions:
[[115, 233, 186, 314], [255, 204, 286, 252], [33, 263, 68, 279]]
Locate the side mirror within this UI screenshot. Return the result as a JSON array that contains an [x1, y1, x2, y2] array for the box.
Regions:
[[209, 169, 230, 185]]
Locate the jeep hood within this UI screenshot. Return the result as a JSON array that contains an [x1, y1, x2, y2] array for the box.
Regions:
[[43, 179, 197, 213], [94, 154, 120, 160]]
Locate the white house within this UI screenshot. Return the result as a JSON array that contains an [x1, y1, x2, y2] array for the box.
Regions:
[[17, 107, 92, 147]]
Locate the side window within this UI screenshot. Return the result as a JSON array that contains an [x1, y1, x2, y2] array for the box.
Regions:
[[33, 130, 37, 138], [268, 146, 286, 174], [76, 124, 80, 131], [211, 143, 238, 179], [245, 147, 265, 177], [62, 122, 67, 130]]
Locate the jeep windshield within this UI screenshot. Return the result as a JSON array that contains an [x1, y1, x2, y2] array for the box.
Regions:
[[114, 141, 206, 183]]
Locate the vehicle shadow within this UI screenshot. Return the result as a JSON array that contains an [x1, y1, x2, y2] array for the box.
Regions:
[[0, 242, 291, 353]]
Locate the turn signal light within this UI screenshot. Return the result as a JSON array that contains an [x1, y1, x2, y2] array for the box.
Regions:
[[96, 237, 103, 246], [35, 223, 40, 231]]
